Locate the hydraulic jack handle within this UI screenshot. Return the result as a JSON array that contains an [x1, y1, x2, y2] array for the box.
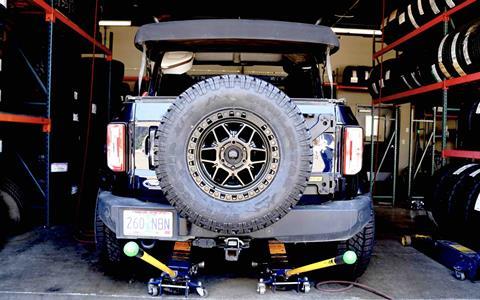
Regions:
[[285, 250, 357, 277], [124, 241, 177, 278]]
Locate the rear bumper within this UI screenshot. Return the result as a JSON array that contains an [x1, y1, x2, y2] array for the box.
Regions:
[[97, 191, 372, 243]]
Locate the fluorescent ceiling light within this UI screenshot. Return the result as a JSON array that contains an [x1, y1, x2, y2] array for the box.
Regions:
[[332, 27, 382, 36], [98, 20, 132, 27]]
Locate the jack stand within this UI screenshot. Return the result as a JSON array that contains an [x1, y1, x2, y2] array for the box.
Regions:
[[402, 235, 480, 281], [124, 241, 207, 297], [254, 241, 357, 294]]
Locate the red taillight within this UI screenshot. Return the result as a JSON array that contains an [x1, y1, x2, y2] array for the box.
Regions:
[[107, 123, 126, 172], [343, 127, 363, 175]]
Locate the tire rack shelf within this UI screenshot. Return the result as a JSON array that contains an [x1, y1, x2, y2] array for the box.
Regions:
[[31, 0, 112, 58], [372, 0, 477, 59], [369, 0, 479, 207], [442, 150, 480, 160], [374, 71, 480, 104], [337, 85, 369, 92], [0, 112, 51, 132], [323, 83, 370, 93], [1, 1, 110, 225]]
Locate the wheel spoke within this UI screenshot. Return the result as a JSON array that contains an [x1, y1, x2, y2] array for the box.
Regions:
[[211, 166, 219, 181], [212, 130, 220, 143], [234, 173, 246, 186], [248, 130, 256, 143], [251, 147, 266, 152], [251, 160, 266, 165], [221, 124, 232, 138], [247, 168, 255, 181], [201, 146, 217, 151], [236, 124, 247, 137], [221, 174, 231, 185], [201, 159, 217, 164]]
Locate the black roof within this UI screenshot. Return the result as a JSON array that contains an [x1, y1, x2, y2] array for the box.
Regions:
[[135, 19, 339, 57]]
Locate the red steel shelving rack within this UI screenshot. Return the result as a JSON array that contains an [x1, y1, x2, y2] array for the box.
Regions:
[[370, 0, 480, 206], [0, 0, 112, 225], [0, 0, 112, 131]]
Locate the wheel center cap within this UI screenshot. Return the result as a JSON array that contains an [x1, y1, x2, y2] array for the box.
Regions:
[[224, 145, 244, 166], [228, 149, 239, 159]]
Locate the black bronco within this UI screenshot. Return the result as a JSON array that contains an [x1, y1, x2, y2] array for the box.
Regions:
[[96, 19, 374, 278]]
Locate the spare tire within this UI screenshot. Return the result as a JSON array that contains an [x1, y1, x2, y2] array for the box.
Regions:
[[154, 75, 312, 234]]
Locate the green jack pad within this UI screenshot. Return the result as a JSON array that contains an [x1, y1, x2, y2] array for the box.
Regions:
[[124, 241, 140, 257], [343, 251, 357, 265]]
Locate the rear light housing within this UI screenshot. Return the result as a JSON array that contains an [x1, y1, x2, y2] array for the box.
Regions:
[[107, 123, 126, 172], [342, 126, 363, 175]]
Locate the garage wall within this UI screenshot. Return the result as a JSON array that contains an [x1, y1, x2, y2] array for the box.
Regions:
[[108, 27, 142, 77], [332, 35, 373, 111]]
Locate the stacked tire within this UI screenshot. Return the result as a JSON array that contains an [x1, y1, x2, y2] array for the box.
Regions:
[[74, 58, 125, 230], [458, 93, 480, 150], [428, 162, 480, 248], [369, 19, 480, 99], [382, 0, 467, 45], [342, 66, 371, 87]]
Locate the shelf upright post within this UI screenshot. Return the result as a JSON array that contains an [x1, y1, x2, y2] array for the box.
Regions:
[[392, 106, 399, 206], [432, 107, 437, 175], [44, 0, 54, 226], [370, 101, 376, 194], [441, 88, 448, 166], [441, 14, 449, 166], [407, 106, 415, 200]]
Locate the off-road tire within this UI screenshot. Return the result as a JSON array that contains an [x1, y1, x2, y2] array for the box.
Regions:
[[154, 75, 312, 234], [337, 208, 375, 279], [0, 177, 25, 231], [95, 201, 126, 268]]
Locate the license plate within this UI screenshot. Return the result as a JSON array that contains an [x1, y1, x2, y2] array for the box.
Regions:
[[123, 210, 173, 238]]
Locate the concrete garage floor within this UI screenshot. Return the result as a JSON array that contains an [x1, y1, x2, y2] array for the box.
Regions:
[[0, 207, 479, 299]]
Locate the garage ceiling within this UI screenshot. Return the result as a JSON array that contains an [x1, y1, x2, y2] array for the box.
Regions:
[[100, 0, 382, 29]]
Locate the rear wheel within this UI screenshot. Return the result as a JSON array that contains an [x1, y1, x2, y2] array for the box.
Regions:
[[336, 208, 375, 279], [95, 201, 127, 270]]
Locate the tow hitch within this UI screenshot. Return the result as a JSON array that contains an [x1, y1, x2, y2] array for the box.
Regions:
[[254, 241, 357, 294], [223, 237, 249, 261], [124, 241, 207, 297]]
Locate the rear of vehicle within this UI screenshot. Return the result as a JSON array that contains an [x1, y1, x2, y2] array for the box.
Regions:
[[96, 19, 374, 278]]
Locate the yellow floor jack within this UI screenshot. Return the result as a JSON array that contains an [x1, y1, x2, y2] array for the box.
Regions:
[[124, 241, 207, 297], [254, 241, 357, 294]]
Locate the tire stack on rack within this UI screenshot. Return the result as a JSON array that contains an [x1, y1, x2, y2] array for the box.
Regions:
[[427, 162, 480, 249], [369, 18, 480, 99], [342, 66, 371, 87], [74, 57, 124, 230], [382, 0, 468, 45], [458, 92, 480, 150], [53, 0, 98, 37]]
